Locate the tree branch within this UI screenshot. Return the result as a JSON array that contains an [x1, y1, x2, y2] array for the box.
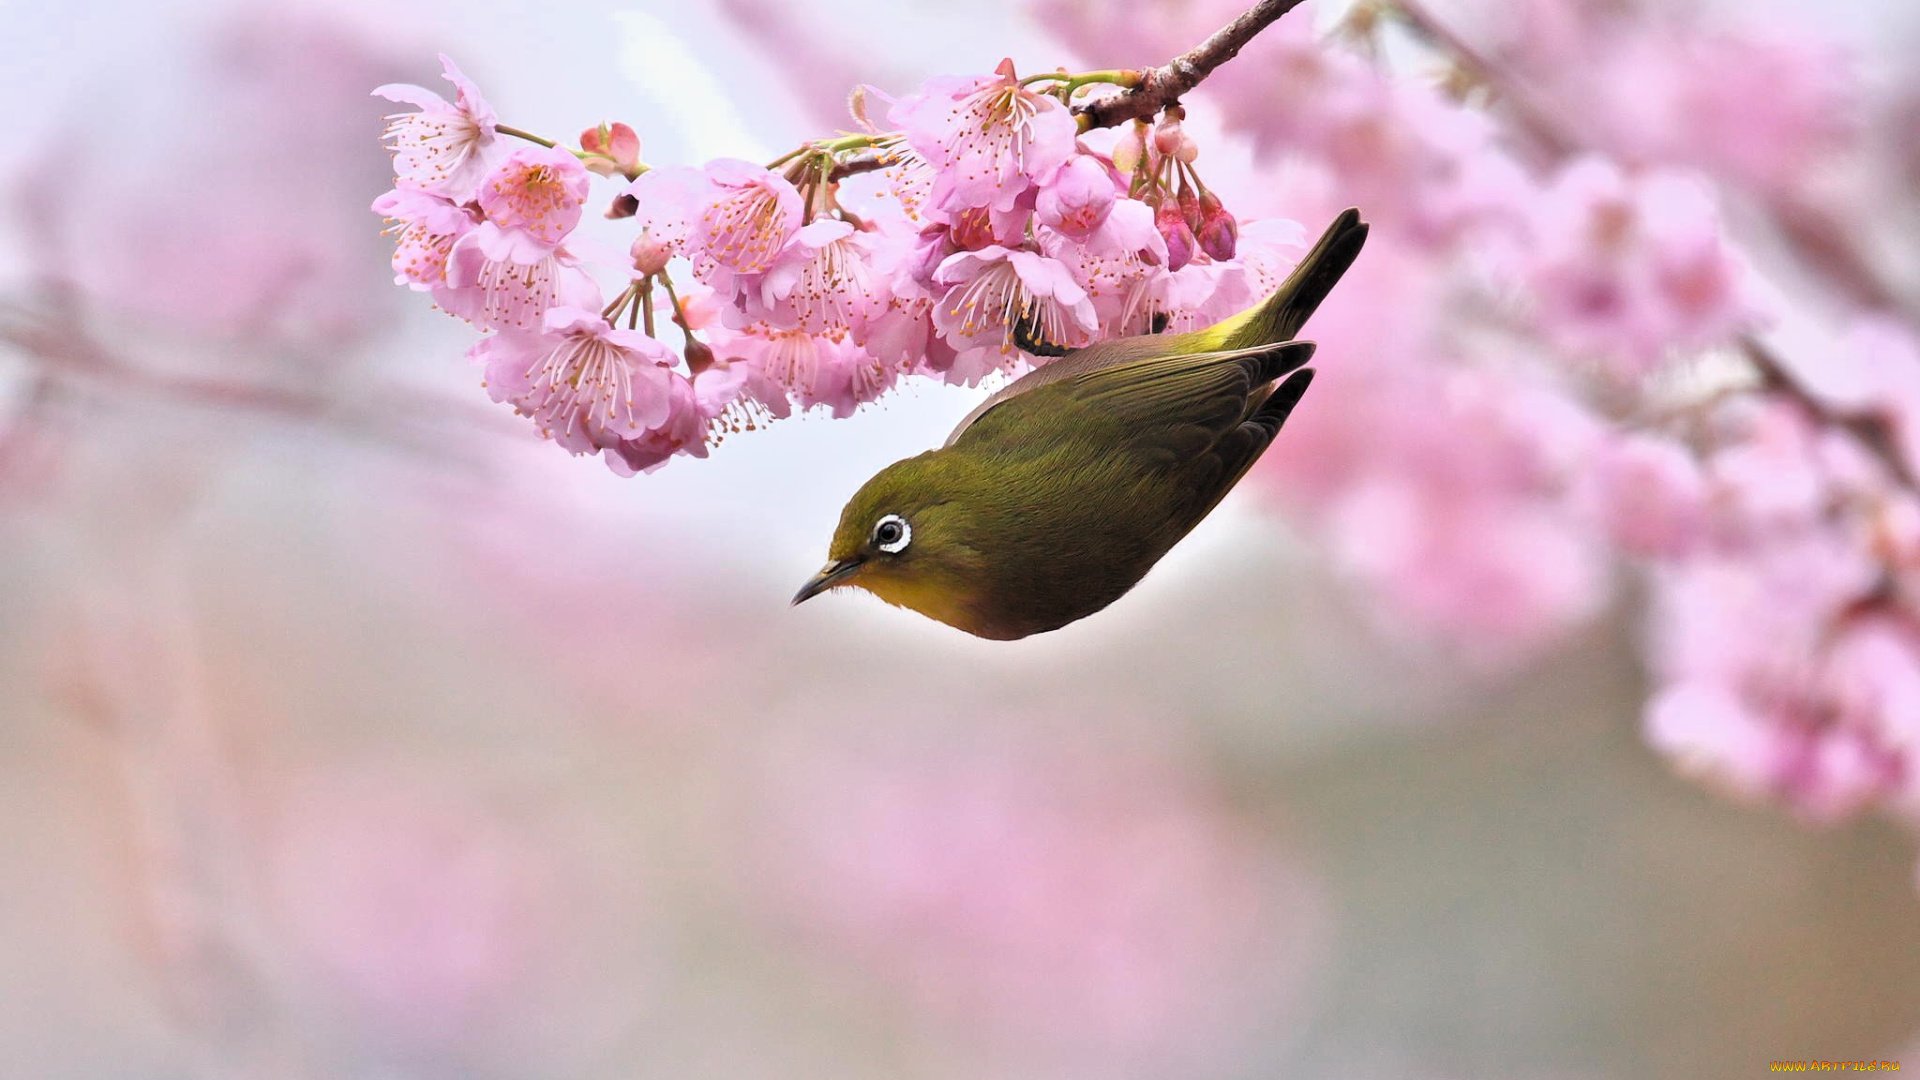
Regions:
[[828, 149, 887, 183], [821, 0, 1317, 183], [1074, 0, 1312, 131]]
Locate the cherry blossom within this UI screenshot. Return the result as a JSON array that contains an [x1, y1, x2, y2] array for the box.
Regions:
[[372, 187, 478, 290], [932, 246, 1099, 383], [373, 54, 499, 199], [476, 146, 591, 247], [891, 59, 1079, 215], [689, 159, 805, 279], [472, 307, 683, 473]]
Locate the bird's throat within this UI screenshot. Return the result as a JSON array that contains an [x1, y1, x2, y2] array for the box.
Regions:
[[855, 572, 990, 638]]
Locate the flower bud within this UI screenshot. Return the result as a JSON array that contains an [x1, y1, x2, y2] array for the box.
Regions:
[[1196, 190, 1237, 261], [1178, 185, 1203, 232], [1153, 117, 1186, 157], [1155, 201, 1196, 271], [1036, 155, 1116, 238], [580, 121, 642, 178], [631, 228, 673, 276], [682, 337, 716, 374]]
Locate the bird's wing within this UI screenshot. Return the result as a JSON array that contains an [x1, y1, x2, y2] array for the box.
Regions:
[[944, 208, 1367, 448], [943, 335, 1169, 447], [949, 340, 1316, 459], [1173, 367, 1316, 527]]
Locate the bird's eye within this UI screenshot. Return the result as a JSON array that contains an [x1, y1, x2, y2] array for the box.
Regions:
[[872, 513, 911, 554]]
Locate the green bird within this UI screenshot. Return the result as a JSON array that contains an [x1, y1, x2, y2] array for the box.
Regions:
[[791, 208, 1369, 640]]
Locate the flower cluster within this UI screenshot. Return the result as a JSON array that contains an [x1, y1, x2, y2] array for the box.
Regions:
[[375, 55, 1305, 471]]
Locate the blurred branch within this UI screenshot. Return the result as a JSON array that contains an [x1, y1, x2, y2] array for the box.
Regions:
[[1768, 193, 1918, 322], [1385, 0, 1575, 161], [0, 302, 523, 466], [68, 552, 302, 1077], [1744, 338, 1918, 489], [1076, 0, 1314, 131]]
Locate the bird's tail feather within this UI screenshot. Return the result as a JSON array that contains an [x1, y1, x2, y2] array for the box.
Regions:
[[1211, 208, 1369, 350]]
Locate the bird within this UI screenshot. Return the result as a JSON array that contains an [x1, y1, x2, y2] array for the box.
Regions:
[[791, 207, 1369, 640]]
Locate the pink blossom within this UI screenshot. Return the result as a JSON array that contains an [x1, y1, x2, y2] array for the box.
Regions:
[[1035, 154, 1118, 239], [861, 222, 957, 371], [932, 246, 1098, 384], [371, 186, 478, 290], [695, 354, 793, 444], [476, 146, 591, 247], [373, 54, 499, 199], [689, 159, 805, 278], [1642, 535, 1907, 825], [1142, 259, 1253, 336], [444, 223, 599, 331], [1040, 199, 1170, 336], [1644, 681, 1789, 805], [1325, 478, 1608, 663], [622, 164, 705, 275], [805, 342, 907, 417], [598, 370, 708, 474], [891, 59, 1079, 214], [1232, 217, 1310, 296], [949, 201, 1033, 252], [1520, 158, 1756, 376], [1258, 312, 1612, 667], [1580, 433, 1708, 558], [1521, 16, 1853, 195], [1827, 618, 1920, 756], [876, 138, 938, 225], [730, 220, 888, 340], [472, 307, 684, 474], [1704, 399, 1831, 538], [715, 326, 896, 416], [1648, 532, 1877, 693], [1659, 33, 1851, 193]]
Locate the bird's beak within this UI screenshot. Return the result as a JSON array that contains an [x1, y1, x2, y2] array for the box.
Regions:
[[791, 556, 866, 606]]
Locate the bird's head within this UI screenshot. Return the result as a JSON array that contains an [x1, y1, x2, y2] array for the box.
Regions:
[[791, 453, 986, 629]]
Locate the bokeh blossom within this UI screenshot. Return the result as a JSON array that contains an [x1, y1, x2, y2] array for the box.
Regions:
[[1516, 158, 1756, 376]]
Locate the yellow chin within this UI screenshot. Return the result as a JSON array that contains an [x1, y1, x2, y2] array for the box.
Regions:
[[851, 570, 980, 635]]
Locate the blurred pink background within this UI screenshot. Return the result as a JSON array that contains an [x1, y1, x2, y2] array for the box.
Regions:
[[5, 1, 1920, 1077]]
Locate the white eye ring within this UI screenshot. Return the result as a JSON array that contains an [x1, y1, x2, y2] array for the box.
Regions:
[[873, 514, 911, 554]]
